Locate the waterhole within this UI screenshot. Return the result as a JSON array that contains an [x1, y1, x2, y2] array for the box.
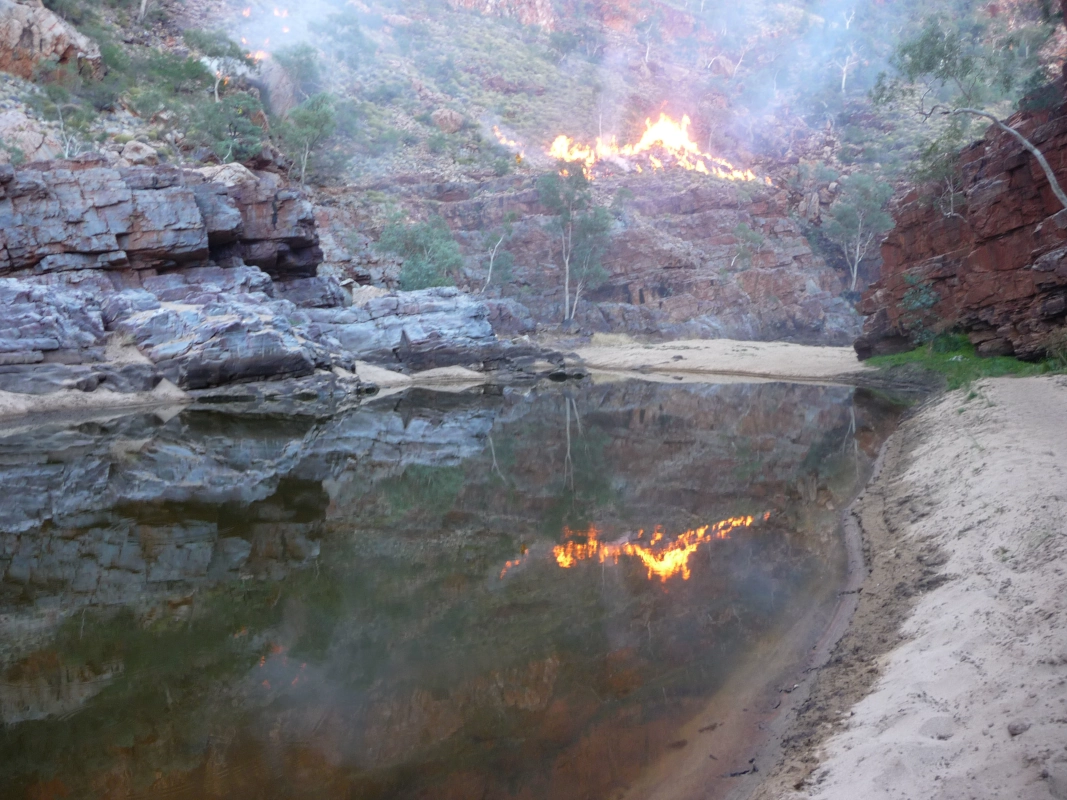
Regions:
[[0, 380, 900, 799]]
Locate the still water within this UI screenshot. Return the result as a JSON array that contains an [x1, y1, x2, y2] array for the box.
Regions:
[[0, 380, 897, 800]]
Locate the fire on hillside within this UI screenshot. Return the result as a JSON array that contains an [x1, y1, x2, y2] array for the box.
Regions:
[[496, 114, 770, 184]]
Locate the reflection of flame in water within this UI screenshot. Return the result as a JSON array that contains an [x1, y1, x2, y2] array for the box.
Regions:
[[547, 114, 770, 184], [553, 514, 766, 582]]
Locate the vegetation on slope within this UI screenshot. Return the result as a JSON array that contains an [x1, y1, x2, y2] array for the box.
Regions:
[[868, 335, 1064, 390]]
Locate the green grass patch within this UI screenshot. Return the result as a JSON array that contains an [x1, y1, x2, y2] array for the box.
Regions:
[[868, 334, 1061, 390]]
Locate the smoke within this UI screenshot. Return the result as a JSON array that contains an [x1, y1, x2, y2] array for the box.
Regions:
[[218, 0, 1043, 164], [230, 0, 345, 55]]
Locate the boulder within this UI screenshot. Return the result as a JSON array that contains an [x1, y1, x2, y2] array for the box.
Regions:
[[274, 276, 349, 308], [109, 295, 326, 390], [0, 278, 106, 363], [485, 297, 536, 335], [0, 0, 101, 80], [0, 109, 60, 164], [120, 140, 159, 166], [431, 108, 465, 134], [308, 286, 502, 370]]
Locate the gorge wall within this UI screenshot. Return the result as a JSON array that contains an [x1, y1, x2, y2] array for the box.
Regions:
[[0, 156, 548, 410], [857, 95, 1067, 359], [325, 170, 861, 345]]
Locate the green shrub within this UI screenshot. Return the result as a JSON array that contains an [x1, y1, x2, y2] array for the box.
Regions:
[[309, 8, 371, 67], [189, 92, 267, 163], [427, 131, 450, 154], [868, 335, 1059, 390], [1043, 328, 1067, 367], [898, 274, 941, 344], [376, 216, 463, 291], [274, 93, 337, 184], [273, 44, 321, 99]]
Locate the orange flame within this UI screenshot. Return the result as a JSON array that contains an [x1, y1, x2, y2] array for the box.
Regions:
[[552, 514, 760, 582], [549, 114, 770, 184], [242, 6, 251, 16], [273, 7, 289, 16], [492, 126, 525, 159], [499, 557, 526, 579]]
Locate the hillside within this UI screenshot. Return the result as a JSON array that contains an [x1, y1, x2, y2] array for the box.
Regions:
[[0, 0, 1057, 351]]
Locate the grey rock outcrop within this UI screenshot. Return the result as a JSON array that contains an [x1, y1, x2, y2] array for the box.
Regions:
[[0, 278, 106, 364], [0, 158, 321, 279], [0, 158, 537, 405], [309, 286, 503, 370]]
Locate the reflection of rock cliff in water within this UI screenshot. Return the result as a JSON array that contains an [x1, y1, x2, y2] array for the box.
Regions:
[[0, 382, 898, 800], [0, 382, 886, 620], [0, 400, 497, 628]]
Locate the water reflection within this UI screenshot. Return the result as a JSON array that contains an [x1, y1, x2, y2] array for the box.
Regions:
[[0, 381, 898, 799]]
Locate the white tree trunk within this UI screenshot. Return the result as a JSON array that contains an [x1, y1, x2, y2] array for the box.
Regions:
[[483, 234, 504, 293], [956, 109, 1067, 210]]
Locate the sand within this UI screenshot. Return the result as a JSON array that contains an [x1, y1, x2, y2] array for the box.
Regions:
[[575, 339, 869, 383], [751, 375, 1067, 800], [0, 379, 188, 421]]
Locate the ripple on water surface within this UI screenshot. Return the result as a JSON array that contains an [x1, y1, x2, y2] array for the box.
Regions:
[[0, 380, 900, 800]]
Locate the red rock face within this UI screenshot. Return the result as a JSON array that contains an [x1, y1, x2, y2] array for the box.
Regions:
[[857, 98, 1067, 359], [0, 0, 101, 80], [439, 172, 859, 344]]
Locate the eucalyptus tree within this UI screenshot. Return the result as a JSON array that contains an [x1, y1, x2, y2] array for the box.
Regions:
[[873, 17, 1067, 210]]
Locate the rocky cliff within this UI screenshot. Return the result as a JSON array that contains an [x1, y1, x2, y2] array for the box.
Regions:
[[856, 98, 1067, 359], [0, 157, 544, 412], [327, 171, 861, 345]]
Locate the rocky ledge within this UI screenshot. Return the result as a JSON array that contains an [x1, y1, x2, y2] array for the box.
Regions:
[[0, 157, 544, 415], [856, 96, 1067, 359]]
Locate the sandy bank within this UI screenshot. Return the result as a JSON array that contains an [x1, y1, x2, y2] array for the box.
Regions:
[[752, 375, 1067, 800], [575, 340, 869, 383], [0, 379, 187, 421]]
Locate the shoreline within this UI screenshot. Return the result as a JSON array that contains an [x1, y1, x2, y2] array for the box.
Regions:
[[747, 375, 1067, 799], [574, 340, 871, 385]]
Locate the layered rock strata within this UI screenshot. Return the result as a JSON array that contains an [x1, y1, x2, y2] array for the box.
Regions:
[[341, 171, 862, 345], [857, 98, 1067, 359], [0, 158, 534, 409]]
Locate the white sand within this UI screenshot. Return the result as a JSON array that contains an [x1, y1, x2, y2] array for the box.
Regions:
[[353, 361, 414, 389], [787, 376, 1067, 800], [355, 361, 488, 399], [575, 339, 868, 382], [0, 379, 188, 421]]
